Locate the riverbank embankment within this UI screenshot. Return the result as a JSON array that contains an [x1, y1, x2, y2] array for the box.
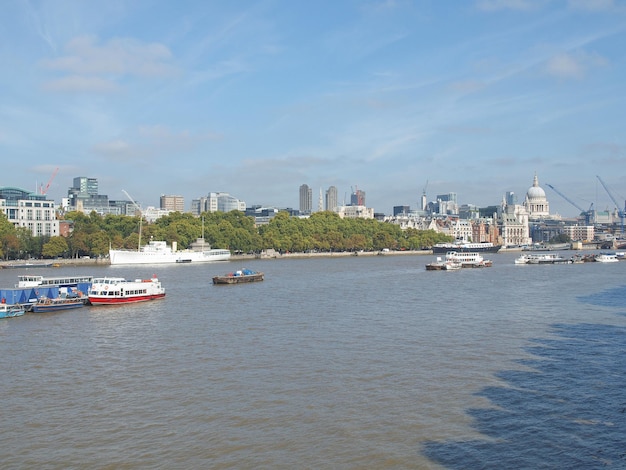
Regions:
[[0, 249, 434, 269]]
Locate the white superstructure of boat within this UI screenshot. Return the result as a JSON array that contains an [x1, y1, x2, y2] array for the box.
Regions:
[[109, 240, 230, 265], [594, 252, 619, 263], [445, 251, 492, 268]]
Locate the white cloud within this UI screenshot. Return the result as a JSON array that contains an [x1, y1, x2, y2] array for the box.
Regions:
[[545, 51, 608, 79]]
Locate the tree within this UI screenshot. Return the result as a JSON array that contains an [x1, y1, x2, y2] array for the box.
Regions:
[[42, 236, 69, 258], [0, 212, 20, 259]]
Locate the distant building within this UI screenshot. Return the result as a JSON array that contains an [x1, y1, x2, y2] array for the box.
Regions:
[[436, 193, 458, 215], [191, 192, 246, 215], [326, 186, 338, 212], [142, 206, 175, 223], [350, 188, 365, 206], [524, 174, 550, 219], [393, 205, 410, 216], [499, 196, 531, 246], [244, 205, 280, 225], [335, 205, 374, 219], [66, 176, 129, 215], [160, 195, 184, 212], [299, 184, 312, 214], [0, 187, 60, 237]]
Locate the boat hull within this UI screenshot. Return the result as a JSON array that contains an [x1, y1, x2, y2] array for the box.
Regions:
[[89, 293, 166, 305], [109, 249, 231, 265], [0, 305, 26, 318], [213, 273, 264, 284], [88, 276, 166, 305], [31, 299, 84, 313]]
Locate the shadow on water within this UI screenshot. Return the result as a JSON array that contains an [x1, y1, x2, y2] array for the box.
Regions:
[[423, 286, 626, 469]]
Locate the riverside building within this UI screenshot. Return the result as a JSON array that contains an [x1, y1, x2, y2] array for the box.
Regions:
[[0, 187, 59, 237]]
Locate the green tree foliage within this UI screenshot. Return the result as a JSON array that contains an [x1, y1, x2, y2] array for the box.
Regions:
[[8, 209, 453, 260], [0, 212, 16, 259], [42, 236, 69, 258]]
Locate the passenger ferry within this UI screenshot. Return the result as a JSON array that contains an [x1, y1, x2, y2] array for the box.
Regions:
[[17, 275, 94, 288], [445, 251, 492, 268], [88, 276, 166, 305], [432, 242, 501, 254]]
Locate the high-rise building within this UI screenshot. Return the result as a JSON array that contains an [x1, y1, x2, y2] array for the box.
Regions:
[[325, 186, 338, 212], [160, 195, 185, 212], [299, 184, 312, 214], [350, 187, 365, 206], [66, 176, 124, 215]]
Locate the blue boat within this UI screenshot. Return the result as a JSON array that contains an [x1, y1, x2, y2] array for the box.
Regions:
[[31, 296, 85, 313], [0, 302, 26, 318]]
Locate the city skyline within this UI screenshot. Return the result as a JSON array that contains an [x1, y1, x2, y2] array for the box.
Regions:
[[1, 1, 625, 217]]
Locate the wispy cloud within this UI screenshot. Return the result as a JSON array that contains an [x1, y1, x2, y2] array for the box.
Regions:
[[568, 0, 616, 11], [475, 0, 545, 12], [39, 35, 178, 93], [545, 50, 608, 79]]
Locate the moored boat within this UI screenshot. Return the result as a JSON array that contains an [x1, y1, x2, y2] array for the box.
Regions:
[[109, 240, 230, 265], [88, 276, 166, 305], [213, 269, 264, 284], [594, 252, 619, 263], [0, 302, 26, 318], [526, 253, 569, 264], [31, 296, 85, 313], [445, 251, 492, 268], [432, 242, 501, 254], [425, 257, 462, 271], [17, 274, 93, 288]]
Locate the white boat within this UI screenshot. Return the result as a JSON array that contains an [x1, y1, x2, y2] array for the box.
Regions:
[[522, 253, 570, 264], [445, 251, 492, 268], [109, 239, 230, 265], [17, 274, 93, 288], [425, 256, 462, 271], [88, 276, 166, 305], [514, 254, 531, 265], [432, 242, 501, 254], [595, 252, 619, 263]]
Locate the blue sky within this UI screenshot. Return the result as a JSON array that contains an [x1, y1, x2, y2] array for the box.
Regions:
[[1, 0, 625, 217]]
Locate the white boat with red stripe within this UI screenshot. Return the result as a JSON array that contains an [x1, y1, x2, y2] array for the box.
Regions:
[[88, 275, 166, 305]]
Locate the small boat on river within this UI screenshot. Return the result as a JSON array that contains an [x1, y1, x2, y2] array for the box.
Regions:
[[595, 252, 619, 263], [0, 302, 26, 319], [31, 295, 85, 313], [425, 256, 462, 271], [515, 253, 570, 264], [88, 276, 166, 305], [213, 269, 264, 284]]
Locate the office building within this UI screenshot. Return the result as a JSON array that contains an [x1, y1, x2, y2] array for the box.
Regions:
[[299, 184, 312, 214]]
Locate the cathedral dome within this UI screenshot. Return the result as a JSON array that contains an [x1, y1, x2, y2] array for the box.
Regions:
[[526, 174, 546, 200]]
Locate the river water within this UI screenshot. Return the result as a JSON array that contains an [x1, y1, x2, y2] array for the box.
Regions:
[[1, 251, 625, 469]]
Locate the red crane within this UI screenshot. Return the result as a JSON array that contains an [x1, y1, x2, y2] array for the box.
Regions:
[[40, 167, 59, 195]]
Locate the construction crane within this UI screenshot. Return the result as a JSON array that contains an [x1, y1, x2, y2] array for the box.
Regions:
[[596, 175, 625, 236], [545, 184, 585, 214], [40, 167, 59, 195], [122, 190, 143, 250], [545, 183, 595, 225]]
